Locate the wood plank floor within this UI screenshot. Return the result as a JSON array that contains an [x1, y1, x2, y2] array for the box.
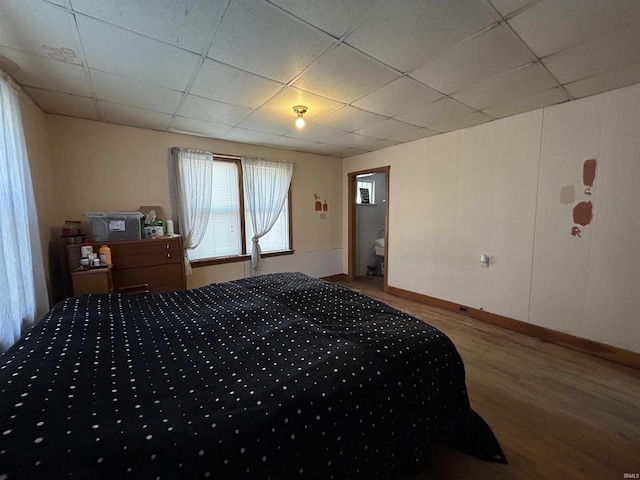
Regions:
[[340, 277, 640, 480]]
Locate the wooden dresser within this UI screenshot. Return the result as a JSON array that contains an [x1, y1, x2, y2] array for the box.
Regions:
[[98, 236, 186, 294]]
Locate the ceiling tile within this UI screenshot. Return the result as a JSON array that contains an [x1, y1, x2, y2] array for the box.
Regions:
[[331, 132, 380, 148], [0, 46, 91, 96], [352, 77, 443, 117], [207, 0, 335, 83], [168, 116, 233, 138], [268, 135, 329, 152], [345, 0, 499, 73], [284, 123, 347, 142], [323, 146, 369, 158], [564, 62, 640, 99], [488, 0, 537, 17], [451, 62, 558, 110], [294, 142, 354, 157], [6, 0, 640, 157], [482, 87, 569, 118], [428, 111, 493, 133], [235, 110, 294, 135], [365, 138, 401, 151], [0, 0, 82, 63], [292, 44, 399, 103], [395, 97, 475, 127], [299, 143, 350, 157], [220, 127, 282, 146], [508, 0, 640, 57], [542, 21, 640, 85], [178, 95, 252, 125], [267, 0, 383, 38], [355, 118, 421, 140], [98, 101, 172, 130], [294, 141, 335, 153], [190, 60, 284, 109], [410, 24, 534, 95], [313, 106, 386, 132], [257, 86, 343, 123], [77, 16, 200, 91], [91, 70, 183, 114], [387, 127, 439, 143], [69, 0, 227, 54], [25, 87, 98, 120]]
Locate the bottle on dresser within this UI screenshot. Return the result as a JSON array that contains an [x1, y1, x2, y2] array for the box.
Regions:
[[99, 245, 112, 265]]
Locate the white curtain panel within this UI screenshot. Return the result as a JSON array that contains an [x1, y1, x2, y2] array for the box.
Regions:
[[172, 148, 214, 275], [0, 70, 48, 352], [241, 156, 293, 273]]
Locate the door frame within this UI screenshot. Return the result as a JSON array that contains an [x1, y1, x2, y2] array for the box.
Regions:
[[347, 166, 390, 289]]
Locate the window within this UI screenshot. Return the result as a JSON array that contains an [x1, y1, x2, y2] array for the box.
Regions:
[[356, 179, 375, 205], [175, 152, 292, 264], [245, 196, 289, 254], [188, 159, 241, 260]]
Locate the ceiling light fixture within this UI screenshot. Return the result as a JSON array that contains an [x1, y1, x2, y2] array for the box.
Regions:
[[293, 105, 307, 128]]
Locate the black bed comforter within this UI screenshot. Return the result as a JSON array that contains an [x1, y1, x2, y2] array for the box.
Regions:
[[0, 272, 504, 479]]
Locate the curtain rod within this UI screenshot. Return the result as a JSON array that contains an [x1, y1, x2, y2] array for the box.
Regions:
[[212, 152, 240, 160], [171, 146, 239, 160]]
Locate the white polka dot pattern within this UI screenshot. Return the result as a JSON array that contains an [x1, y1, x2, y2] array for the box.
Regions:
[[0, 272, 504, 479]]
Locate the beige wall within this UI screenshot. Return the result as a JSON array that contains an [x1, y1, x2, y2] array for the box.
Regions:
[[18, 90, 57, 303], [45, 116, 343, 289], [343, 83, 640, 354]]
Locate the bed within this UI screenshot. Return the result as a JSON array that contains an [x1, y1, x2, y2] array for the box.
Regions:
[[0, 272, 505, 479]]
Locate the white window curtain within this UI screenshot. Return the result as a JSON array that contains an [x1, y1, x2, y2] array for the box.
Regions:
[[0, 70, 48, 353], [172, 148, 214, 275], [241, 156, 293, 273]]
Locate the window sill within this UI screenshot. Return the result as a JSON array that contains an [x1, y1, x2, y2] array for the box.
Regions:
[[191, 249, 294, 268]]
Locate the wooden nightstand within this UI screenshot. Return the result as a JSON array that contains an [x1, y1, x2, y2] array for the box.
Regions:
[[71, 266, 113, 295]]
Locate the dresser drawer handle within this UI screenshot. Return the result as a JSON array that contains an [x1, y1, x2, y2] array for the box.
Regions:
[[166, 244, 170, 250], [167, 253, 171, 258]]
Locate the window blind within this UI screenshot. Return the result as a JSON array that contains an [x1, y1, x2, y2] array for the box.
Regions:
[[187, 160, 241, 260]]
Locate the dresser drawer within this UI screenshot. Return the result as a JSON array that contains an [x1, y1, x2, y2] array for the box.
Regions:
[[113, 263, 183, 294], [71, 266, 113, 295], [91, 237, 185, 294], [109, 238, 181, 269]]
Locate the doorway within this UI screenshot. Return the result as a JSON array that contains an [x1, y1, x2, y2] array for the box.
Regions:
[[348, 166, 389, 291]]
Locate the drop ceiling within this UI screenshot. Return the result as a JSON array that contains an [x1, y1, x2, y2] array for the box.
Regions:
[[2, 0, 640, 158]]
